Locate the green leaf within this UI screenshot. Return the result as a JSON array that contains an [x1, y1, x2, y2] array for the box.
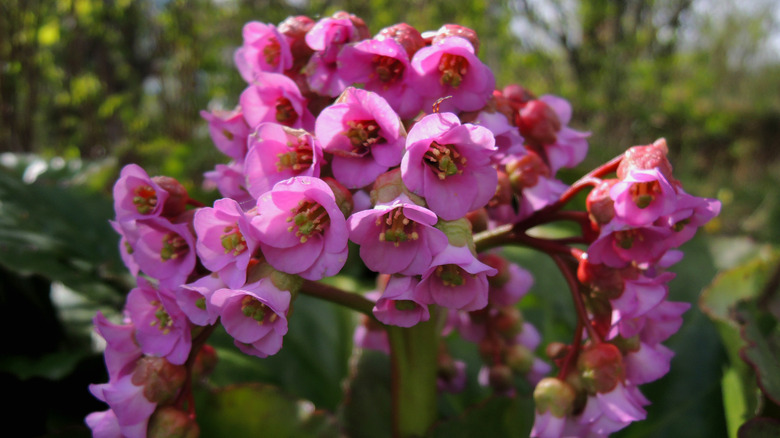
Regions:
[[429, 395, 535, 438], [195, 383, 340, 438], [737, 418, 780, 438], [338, 350, 393, 438], [736, 297, 780, 405]]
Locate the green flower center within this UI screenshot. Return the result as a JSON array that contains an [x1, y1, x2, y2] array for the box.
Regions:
[[377, 208, 419, 247], [287, 199, 330, 243], [132, 184, 158, 214], [438, 53, 468, 88], [424, 141, 466, 180]]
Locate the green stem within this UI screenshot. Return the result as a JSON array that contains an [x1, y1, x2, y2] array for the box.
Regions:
[[299, 280, 375, 316], [387, 315, 439, 438]]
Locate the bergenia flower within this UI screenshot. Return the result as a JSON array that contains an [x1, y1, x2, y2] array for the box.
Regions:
[[234, 21, 293, 81], [586, 222, 672, 269], [251, 176, 349, 280], [200, 107, 251, 161], [93, 312, 141, 381], [610, 167, 678, 227], [414, 244, 497, 311], [113, 164, 169, 221], [661, 190, 721, 248], [209, 279, 291, 358], [304, 13, 367, 96], [204, 161, 254, 207], [373, 275, 430, 327], [240, 72, 314, 131], [401, 112, 497, 220], [177, 274, 224, 326], [88, 375, 156, 438], [316, 88, 406, 188], [125, 279, 192, 365], [347, 198, 448, 276], [338, 38, 423, 119], [124, 217, 197, 288], [410, 36, 495, 112], [244, 123, 323, 198]]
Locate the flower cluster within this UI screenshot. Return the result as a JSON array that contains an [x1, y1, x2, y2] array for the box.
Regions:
[[88, 11, 719, 438]]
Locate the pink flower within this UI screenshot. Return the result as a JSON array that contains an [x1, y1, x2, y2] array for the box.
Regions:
[[373, 275, 430, 327], [177, 274, 223, 326], [315, 87, 406, 188], [85, 409, 121, 438], [209, 279, 291, 358], [240, 72, 314, 131], [401, 112, 497, 220], [89, 375, 156, 438], [200, 107, 251, 161], [125, 279, 191, 365], [194, 198, 258, 288], [234, 21, 293, 81], [251, 176, 349, 280], [113, 164, 169, 221], [124, 217, 196, 288], [338, 38, 423, 119], [586, 222, 672, 269], [244, 123, 323, 198], [536, 95, 590, 173], [93, 312, 141, 381], [410, 36, 495, 112], [661, 190, 721, 248], [303, 14, 366, 97], [609, 272, 673, 325], [624, 342, 675, 385], [577, 383, 648, 436], [347, 198, 448, 276], [414, 244, 497, 311], [204, 161, 254, 207], [610, 168, 678, 227]]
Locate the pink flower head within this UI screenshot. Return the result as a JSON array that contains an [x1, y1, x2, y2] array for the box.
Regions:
[[204, 161, 254, 207], [473, 110, 525, 161], [125, 279, 192, 365], [177, 274, 224, 326], [125, 217, 196, 288], [373, 275, 430, 327], [577, 383, 648, 436], [316, 88, 406, 188], [245, 123, 323, 198], [234, 21, 293, 81], [113, 164, 169, 221], [586, 222, 672, 269], [209, 279, 291, 358], [89, 375, 156, 438], [624, 342, 675, 385], [662, 190, 721, 248], [200, 107, 251, 161], [347, 198, 448, 276], [610, 167, 678, 227], [414, 244, 497, 311], [410, 36, 495, 112], [536, 95, 590, 173], [610, 272, 674, 327], [93, 312, 141, 381], [338, 38, 423, 119], [251, 176, 349, 280], [240, 72, 314, 131], [194, 198, 259, 288], [401, 112, 497, 220]]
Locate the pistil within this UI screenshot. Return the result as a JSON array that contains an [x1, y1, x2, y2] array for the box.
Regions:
[[438, 53, 468, 88], [423, 141, 467, 180]]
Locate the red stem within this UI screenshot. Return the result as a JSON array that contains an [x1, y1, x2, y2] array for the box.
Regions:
[[551, 254, 601, 343]]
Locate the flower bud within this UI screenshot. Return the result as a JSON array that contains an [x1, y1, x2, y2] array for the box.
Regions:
[[370, 168, 425, 206], [433, 24, 480, 53], [377, 23, 425, 58], [505, 151, 550, 192], [487, 363, 514, 393], [533, 377, 577, 417], [435, 217, 474, 249], [493, 306, 523, 337], [545, 342, 568, 361], [152, 176, 188, 218], [505, 344, 534, 374], [465, 208, 489, 233], [617, 138, 674, 182], [516, 100, 561, 146], [132, 357, 187, 404], [502, 84, 535, 111], [147, 406, 200, 438], [577, 258, 624, 299], [478, 335, 505, 364], [192, 344, 218, 381], [577, 343, 625, 394], [322, 176, 354, 218], [278, 15, 315, 64], [586, 179, 616, 226], [479, 253, 510, 288], [332, 11, 371, 40]]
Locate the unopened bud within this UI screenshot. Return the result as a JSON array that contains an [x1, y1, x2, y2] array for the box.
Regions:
[[332, 11, 371, 40], [577, 343, 625, 394], [488, 364, 514, 393], [577, 258, 623, 299], [516, 100, 561, 146], [192, 344, 218, 381], [586, 179, 616, 226], [278, 15, 315, 69], [370, 168, 426, 206], [503, 84, 535, 111], [132, 357, 186, 404], [533, 377, 577, 417], [377, 23, 426, 58], [152, 176, 188, 218], [433, 24, 480, 53], [479, 253, 510, 288], [322, 177, 354, 218], [505, 152, 551, 192], [617, 138, 674, 182], [493, 306, 523, 337], [505, 344, 534, 374], [435, 217, 474, 249], [147, 406, 200, 438]]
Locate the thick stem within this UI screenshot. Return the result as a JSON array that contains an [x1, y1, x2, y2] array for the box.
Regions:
[[387, 315, 439, 438], [300, 280, 375, 316]]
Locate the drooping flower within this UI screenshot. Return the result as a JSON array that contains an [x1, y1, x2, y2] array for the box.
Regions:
[[234, 21, 293, 81], [304, 12, 369, 96], [373, 275, 430, 327], [113, 164, 170, 221], [610, 168, 678, 227], [315, 87, 406, 188], [240, 72, 314, 131], [123, 217, 197, 288], [200, 107, 252, 161], [414, 244, 497, 311], [177, 274, 224, 327], [401, 112, 497, 220], [251, 176, 349, 280]]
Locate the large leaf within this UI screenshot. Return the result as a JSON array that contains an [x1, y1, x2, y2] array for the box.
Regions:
[[736, 296, 780, 405], [429, 395, 534, 438], [338, 350, 393, 438]]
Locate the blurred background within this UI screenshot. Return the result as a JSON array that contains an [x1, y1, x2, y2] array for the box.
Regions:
[[1, 0, 778, 436]]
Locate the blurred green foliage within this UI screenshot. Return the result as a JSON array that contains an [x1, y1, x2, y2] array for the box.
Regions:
[[2, 0, 778, 436]]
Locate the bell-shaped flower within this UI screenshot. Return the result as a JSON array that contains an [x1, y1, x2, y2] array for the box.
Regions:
[[204, 161, 254, 207], [240, 72, 314, 131], [124, 217, 197, 288], [610, 167, 678, 227], [414, 244, 497, 311], [234, 21, 293, 81], [177, 274, 224, 326], [89, 375, 156, 438], [93, 312, 141, 381], [200, 107, 251, 161], [113, 164, 169, 221], [373, 275, 430, 327]]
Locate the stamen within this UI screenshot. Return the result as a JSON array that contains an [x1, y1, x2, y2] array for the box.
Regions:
[[286, 199, 330, 242], [221, 224, 248, 256], [132, 185, 158, 214], [423, 141, 466, 180], [276, 137, 314, 172], [372, 55, 405, 84], [263, 37, 281, 67], [275, 97, 298, 126], [376, 208, 420, 247], [438, 53, 469, 88], [343, 120, 383, 156], [160, 233, 189, 261]]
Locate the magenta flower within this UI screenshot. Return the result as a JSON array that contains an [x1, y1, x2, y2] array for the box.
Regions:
[[85, 409, 121, 438], [303, 13, 367, 97], [472, 111, 525, 161], [251, 176, 349, 280], [244, 123, 323, 198], [577, 383, 648, 436], [234, 21, 293, 81], [661, 190, 721, 248], [347, 198, 448, 275], [204, 161, 254, 207], [113, 164, 169, 221], [338, 38, 423, 119], [200, 107, 251, 161], [177, 274, 224, 326], [125, 279, 191, 365], [586, 222, 672, 268], [610, 272, 673, 326], [373, 275, 430, 327], [410, 36, 495, 112], [610, 168, 678, 227], [401, 112, 497, 220], [488, 262, 534, 307], [110, 220, 140, 278], [624, 342, 675, 385], [240, 72, 314, 131], [414, 244, 497, 311], [194, 198, 259, 288], [93, 312, 141, 381], [125, 217, 196, 288], [316, 88, 406, 188], [536, 95, 590, 173], [88, 375, 156, 438], [209, 279, 291, 358]]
